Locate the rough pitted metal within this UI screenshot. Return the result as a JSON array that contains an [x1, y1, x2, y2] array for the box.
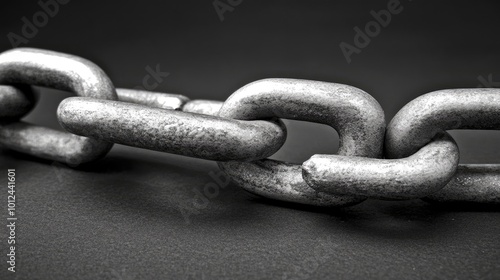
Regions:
[[219, 159, 364, 207], [0, 48, 117, 100], [117, 88, 189, 110], [0, 122, 111, 165], [0, 85, 35, 119], [58, 97, 287, 161], [425, 165, 500, 204], [218, 78, 385, 206], [386, 88, 500, 204], [303, 133, 459, 199], [182, 100, 223, 116], [386, 88, 500, 158], [219, 79, 385, 158], [0, 48, 117, 165], [1, 47, 498, 207]]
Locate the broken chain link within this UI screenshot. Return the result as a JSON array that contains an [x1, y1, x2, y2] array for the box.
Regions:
[[1, 48, 499, 207]]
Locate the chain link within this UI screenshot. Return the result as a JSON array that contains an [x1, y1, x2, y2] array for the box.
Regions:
[[0, 48, 116, 165], [116, 88, 189, 110], [0, 48, 498, 207], [182, 100, 223, 116], [217, 78, 385, 206], [304, 133, 460, 199], [58, 97, 286, 161], [0, 85, 35, 120], [384, 88, 500, 203]]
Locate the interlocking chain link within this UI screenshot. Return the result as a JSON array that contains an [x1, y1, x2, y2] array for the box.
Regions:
[[0, 48, 117, 165], [305, 133, 460, 200], [58, 97, 286, 161], [385, 89, 500, 203], [1, 48, 499, 207], [217, 78, 385, 206]]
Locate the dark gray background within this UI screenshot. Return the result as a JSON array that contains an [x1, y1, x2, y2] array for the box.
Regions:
[[1, 0, 500, 279]]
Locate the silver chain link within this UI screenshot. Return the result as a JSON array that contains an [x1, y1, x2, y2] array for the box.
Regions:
[[1, 48, 499, 206]]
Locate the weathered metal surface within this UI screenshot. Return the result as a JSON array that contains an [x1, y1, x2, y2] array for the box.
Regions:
[[0, 122, 111, 165], [182, 100, 223, 116], [0, 48, 116, 165], [385, 89, 500, 203], [1, 47, 497, 207], [425, 164, 500, 204], [58, 97, 287, 161], [218, 78, 386, 206], [0, 48, 117, 100], [386, 89, 500, 159], [116, 88, 189, 110], [219, 159, 364, 207], [219, 79, 385, 158], [303, 133, 459, 199], [0, 85, 35, 120]]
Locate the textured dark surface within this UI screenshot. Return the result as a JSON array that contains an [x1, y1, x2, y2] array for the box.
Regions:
[[0, 146, 499, 280]]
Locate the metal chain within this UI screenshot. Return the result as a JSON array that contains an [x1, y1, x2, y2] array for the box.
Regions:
[[1, 48, 499, 206]]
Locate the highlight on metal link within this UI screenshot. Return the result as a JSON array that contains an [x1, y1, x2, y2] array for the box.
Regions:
[[0, 47, 498, 207]]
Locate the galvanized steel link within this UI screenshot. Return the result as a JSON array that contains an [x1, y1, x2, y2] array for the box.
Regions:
[[0, 47, 498, 207], [386, 89, 500, 158], [220, 159, 365, 207], [425, 165, 500, 204], [303, 133, 460, 199], [0, 48, 117, 165], [0, 85, 35, 120], [116, 88, 189, 110], [385, 89, 500, 203], [218, 78, 386, 207], [57, 97, 287, 161], [182, 100, 223, 116]]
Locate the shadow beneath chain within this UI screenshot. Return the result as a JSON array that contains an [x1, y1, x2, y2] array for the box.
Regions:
[[250, 193, 500, 240], [2, 145, 499, 241]]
